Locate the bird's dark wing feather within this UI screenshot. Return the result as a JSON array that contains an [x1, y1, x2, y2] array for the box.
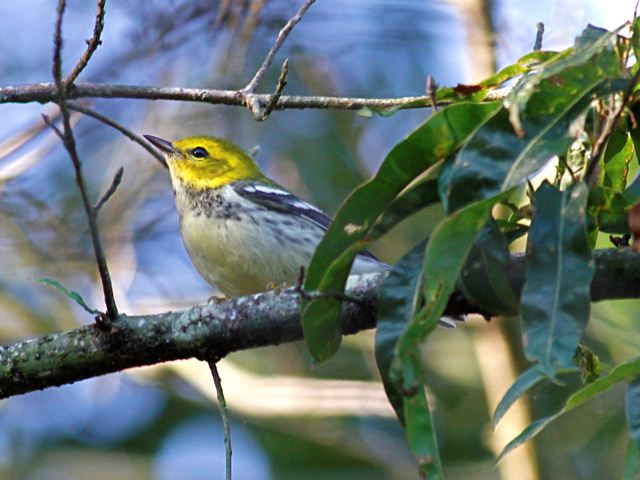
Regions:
[[233, 181, 379, 261], [233, 181, 332, 229]]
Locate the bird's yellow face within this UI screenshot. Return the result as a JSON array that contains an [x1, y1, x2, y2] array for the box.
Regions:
[[145, 135, 262, 189]]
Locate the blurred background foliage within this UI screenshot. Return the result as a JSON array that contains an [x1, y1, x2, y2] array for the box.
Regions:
[[0, 0, 638, 478]]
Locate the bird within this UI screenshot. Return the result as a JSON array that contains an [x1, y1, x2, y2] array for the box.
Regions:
[[144, 134, 389, 297]]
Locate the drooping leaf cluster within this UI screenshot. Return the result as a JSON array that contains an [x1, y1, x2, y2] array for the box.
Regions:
[[302, 20, 640, 477]]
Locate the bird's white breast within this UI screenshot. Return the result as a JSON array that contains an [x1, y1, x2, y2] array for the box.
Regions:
[[174, 184, 323, 296]]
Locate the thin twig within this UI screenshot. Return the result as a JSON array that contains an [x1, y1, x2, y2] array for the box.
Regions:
[[208, 361, 232, 480], [586, 67, 640, 186], [94, 166, 123, 212], [41, 114, 64, 139], [294, 267, 366, 306], [52, 0, 118, 324], [533, 22, 544, 51], [0, 82, 510, 110], [258, 59, 289, 120], [67, 101, 167, 168], [426, 75, 438, 113], [243, 0, 315, 94], [65, 0, 106, 86], [240, 0, 315, 119]]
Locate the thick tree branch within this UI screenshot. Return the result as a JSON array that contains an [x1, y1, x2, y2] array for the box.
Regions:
[[2, 248, 640, 399], [0, 273, 384, 399]]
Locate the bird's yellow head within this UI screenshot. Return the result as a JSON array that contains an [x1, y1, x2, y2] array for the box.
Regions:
[[144, 135, 262, 189]]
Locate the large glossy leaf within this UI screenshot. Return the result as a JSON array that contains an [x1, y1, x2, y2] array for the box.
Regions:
[[405, 201, 495, 343], [404, 375, 442, 479], [493, 366, 547, 430], [459, 219, 519, 316], [440, 26, 628, 213], [520, 182, 594, 374], [507, 25, 625, 136], [375, 242, 426, 421], [498, 356, 640, 461], [435, 50, 559, 104], [367, 177, 440, 240], [376, 238, 442, 478], [390, 200, 495, 477], [364, 51, 558, 116], [302, 102, 501, 362]]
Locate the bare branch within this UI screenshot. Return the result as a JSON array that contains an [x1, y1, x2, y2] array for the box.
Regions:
[[257, 59, 289, 121], [240, 0, 315, 119], [243, 0, 315, 94], [52, 0, 118, 323], [94, 166, 123, 212], [426, 75, 438, 113], [533, 22, 545, 51], [41, 113, 64, 139], [209, 362, 232, 480], [0, 82, 509, 111], [66, 101, 167, 168], [65, 0, 107, 86]]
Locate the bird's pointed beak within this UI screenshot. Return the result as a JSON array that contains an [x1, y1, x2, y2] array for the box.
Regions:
[[144, 135, 179, 155]]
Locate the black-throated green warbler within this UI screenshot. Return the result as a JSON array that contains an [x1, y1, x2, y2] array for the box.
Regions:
[[144, 135, 388, 297]]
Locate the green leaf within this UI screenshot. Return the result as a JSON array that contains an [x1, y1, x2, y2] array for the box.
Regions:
[[302, 242, 368, 362], [416, 201, 495, 340], [507, 24, 625, 136], [624, 441, 640, 480], [596, 119, 640, 233], [596, 179, 640, 234], [375, 241, 427, 422], [302, 102, 501, 363], [440, 25, 628, 213], [367, 178, 441, 240], [479, 51, 560, 90], [493, 366, 547, 430], [633, 15, 640, 66], [628, 378, 640, 449], [36, 277, 99, 315], [498, 356, 640, 462], [603, 126, 635, 192], [520, 182, 594, 374], [391, 200, 495, 478], [459, 219, 519, 316], [436, 51, 559, 103], [405, 377, 442, 478]]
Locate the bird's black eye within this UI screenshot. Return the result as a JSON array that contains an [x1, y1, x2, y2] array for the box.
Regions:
[[191, 147, 208, 158]]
